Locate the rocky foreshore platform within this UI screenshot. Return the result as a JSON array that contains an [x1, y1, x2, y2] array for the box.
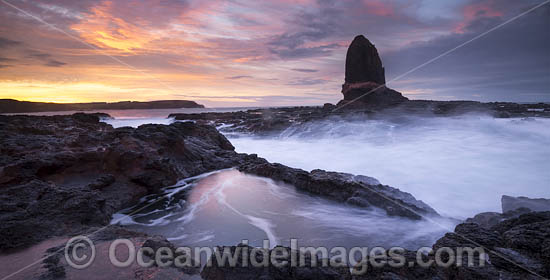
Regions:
[[0, 113, 243, 252], [169, 101, 550, 135], [0, 113, 436, 251], [1, 113, 549, 279]]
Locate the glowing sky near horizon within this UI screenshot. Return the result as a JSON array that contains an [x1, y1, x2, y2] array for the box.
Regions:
[[0, 0, 548, 107]]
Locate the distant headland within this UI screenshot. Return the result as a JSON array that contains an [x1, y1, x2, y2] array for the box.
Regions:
[[0, 99, 204, 114]]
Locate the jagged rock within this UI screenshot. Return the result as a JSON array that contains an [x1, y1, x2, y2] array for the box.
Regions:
[[344, 35, 385, 85], [464, 207, 532, 229], [338, 85, 408, 108], [238, 157, 438, 220], [201, 245, 351, 280], [502, 195, 550, 213], [170, 107, 333, 135], [0, 113, 244, 252], [35, 227, 199, 280], [322, 103, 336, 110], [340, 35, 408, 108], [434, 213, 550, 279], [212, 213, 550, 279], [465, 195, 550, 229]]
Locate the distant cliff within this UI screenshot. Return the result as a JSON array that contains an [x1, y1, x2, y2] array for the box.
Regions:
[[0, 99, 204, 113]]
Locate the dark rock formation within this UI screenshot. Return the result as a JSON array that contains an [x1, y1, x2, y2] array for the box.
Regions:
[[238, 157, 438, 220], [345, 35, 385, 85], [0, 99, 204, 114], [170, 106, 335, 135], [339, 35, 408, 108], [465, 195, 550, 229], [201, 244, 351, 280], [168, 102, 550, 137], [34, 227, 199, 279], [338, 85, 409, 108], [0, 113, 242, 252], [465, 207, 532, 229], [436, 212, 550, 279], [502, 195, 550, 213], [199, 211, 550, 279], [354, 211, 550, 279]]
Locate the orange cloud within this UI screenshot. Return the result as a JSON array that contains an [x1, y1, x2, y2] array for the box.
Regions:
[[71, 1, 159, 53]]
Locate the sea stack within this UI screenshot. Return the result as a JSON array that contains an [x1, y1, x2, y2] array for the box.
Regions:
[[339, 35, 408, 108], [345, 35, 386, 85]]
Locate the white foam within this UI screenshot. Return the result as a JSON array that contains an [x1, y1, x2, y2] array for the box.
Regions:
[[230, 115, 550, 218]]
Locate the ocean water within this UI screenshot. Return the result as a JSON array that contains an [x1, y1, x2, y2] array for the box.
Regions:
[[229, 114, 550, 218], [78, 108, 550, 219], [113, 169, 454, 250], [13, 107, 254, 128]]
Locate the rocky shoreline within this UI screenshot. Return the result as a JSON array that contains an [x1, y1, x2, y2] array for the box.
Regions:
[[0, 113, 242, 252], [169, 101, 550, 136], [1, 113, 549, 279], [0, 113, 438, 253], [202, 210, 550, 280]]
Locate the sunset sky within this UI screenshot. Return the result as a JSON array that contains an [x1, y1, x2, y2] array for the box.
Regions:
[[0, 0, 548, 107]]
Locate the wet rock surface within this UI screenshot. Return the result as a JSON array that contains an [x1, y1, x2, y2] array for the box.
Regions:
[[502, 195, 550, 213], [198, 212, 550, 279], [353, 211, 550, 279], [169, 106, 334, 135], [238, 156, 438, 220], [201, 245, 352, 280], [169, 102, 550, 136], [35, 226, 200, 280], [0, 113, 243, 252], [465, 195, 550, 229]]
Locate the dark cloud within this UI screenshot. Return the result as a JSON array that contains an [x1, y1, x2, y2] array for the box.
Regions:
[[0, 64, 12, 68], [384, 3, 550, 101], [0, 57, 17, 63], [270, 43, 340, 59], [267, 1, 344, 59], [291, 68, 319, 73], [286, 78, 328, 86], [267, 0, 431, 60], [0, 37, 21, 48], [24, 51, 67, 67], [27, 52, 52, 60], [226, 75, 253, 80], [44, 60, 67, 67]]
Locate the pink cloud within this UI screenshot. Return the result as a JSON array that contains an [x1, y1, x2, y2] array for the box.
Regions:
[[363, 0, 395, 17], [454, 0, 503, 33]]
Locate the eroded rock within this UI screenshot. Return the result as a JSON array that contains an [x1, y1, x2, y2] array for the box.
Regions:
[[238, 157, 438, 220], [502, 195, 550, 213], [0, 113, 244, 252]]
